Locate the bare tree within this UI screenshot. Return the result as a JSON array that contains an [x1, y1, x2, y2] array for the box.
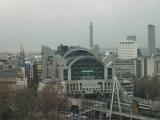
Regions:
[[39, 84, 70, 120], [15, 88, 39, 120], [135, 80, 160, 100]]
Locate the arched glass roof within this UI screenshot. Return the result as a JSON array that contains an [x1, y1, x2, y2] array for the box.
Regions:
[[63, 47, 94, 59]]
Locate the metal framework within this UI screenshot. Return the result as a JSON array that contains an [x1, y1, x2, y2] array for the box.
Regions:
[[63, 48, 94, 59], [109, 77, 122, 120]]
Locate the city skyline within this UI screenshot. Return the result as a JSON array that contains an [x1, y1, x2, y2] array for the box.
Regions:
[[0, 0, 160, 52]]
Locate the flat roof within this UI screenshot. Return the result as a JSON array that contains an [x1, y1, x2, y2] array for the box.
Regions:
[[0, 71, 16, 77]]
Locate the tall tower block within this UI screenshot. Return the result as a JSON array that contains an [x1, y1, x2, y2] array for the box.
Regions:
[[89, 22, 93, 48], [148, 24, 156, 56]]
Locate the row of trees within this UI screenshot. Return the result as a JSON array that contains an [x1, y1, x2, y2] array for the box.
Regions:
[[0, 86, 70, 120], [134, 79, 160, 100]]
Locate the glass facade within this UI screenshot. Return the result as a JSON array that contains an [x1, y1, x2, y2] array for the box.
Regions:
[[71, 57, 104, 80]]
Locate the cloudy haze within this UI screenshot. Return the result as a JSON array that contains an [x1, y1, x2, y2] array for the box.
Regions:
[[0, 0, 160, 52]]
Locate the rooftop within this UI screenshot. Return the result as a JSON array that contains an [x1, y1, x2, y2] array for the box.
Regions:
[[0, 71, 16, 77]]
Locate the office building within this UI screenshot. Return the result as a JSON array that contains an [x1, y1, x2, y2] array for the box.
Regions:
[[42, 45, 54, 79], [33, 62, 42, 81], [148, 24, 156, 56], [117, 40, 137, 59], [127, 36, 136, 41], [0, 67, 27, 103], [137, 57, 147, 78], [155, 59, 160, 81], [25, 61, 34, 79], [0, 70, 16, 104], [115, 59, 137, 79]]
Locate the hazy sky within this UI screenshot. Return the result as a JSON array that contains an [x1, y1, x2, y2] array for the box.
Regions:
[[0, 0, 160, 52]]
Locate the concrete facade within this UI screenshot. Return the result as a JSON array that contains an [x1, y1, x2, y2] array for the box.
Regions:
[[117, 40, 137, 59]]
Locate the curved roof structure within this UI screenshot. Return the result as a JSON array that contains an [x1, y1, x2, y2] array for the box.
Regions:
[[68, 56, 104, 67], [69, 56, 104, 80], [63, 47, 94, 59]]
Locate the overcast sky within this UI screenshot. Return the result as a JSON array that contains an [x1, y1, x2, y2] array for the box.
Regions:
[[0, 0, 160, 52]]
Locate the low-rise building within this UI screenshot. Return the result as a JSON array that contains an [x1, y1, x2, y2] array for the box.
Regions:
[[0, 71, 17, 104], [0, 67, 27, 103], [38, 79, 65, 93], [120, 79, 134, 96]]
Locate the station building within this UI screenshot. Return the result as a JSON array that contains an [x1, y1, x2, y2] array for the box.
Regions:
[[42, 47, 113, 96]]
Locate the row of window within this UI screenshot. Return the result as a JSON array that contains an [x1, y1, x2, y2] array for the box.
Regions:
[[68, 90, 112, 95], [119, 42, 135, 44], [66, 82, 113, 91]]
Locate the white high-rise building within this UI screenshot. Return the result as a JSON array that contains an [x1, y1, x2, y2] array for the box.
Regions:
[[117, 40, 137, 59]]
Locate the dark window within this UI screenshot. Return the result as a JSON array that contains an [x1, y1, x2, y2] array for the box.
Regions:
[[108, 68, 112, 79], [64, 69, 68, 80]]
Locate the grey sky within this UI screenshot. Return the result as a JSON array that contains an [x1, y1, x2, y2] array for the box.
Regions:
[[0, 0, 160, 52]]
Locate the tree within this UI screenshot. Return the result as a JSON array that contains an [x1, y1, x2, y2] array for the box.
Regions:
[[0, 103, 12, 120], [135, 80, 160, 100], [39, 84, 70, 120], [15, 88, 39, 120]]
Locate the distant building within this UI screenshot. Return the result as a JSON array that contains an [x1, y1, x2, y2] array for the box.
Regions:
[[38, 79, 65, 93], [25, 59, 42, 81], [33, 62, 42, 81], [137, 49, 142, 57], [91, 44, 101, 58], [17, 46, 25, 67], [57, 44, 69, 56], [0, 59, 7, 66], [0, 70, 16, 104], [146, 57, 155, 77], [148, 24, 156, 56], [155, 59, 160, 81], [127, 36, 136, 41], [136, 56, 159, 79], [40, 45, 135, 96], [0, 67, 27, 103], [41, 46, 114, 95], [156, 48, 160, 56], [137, 57, 147, 78], [25, 61, 34, 80], [89, 22, 94, 48], [42, 45, 54, 79], [115, 59, 137, 79], [117, 40, 137, 59], [120, 79, 134, 96], [114, 57, 158, 79]]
